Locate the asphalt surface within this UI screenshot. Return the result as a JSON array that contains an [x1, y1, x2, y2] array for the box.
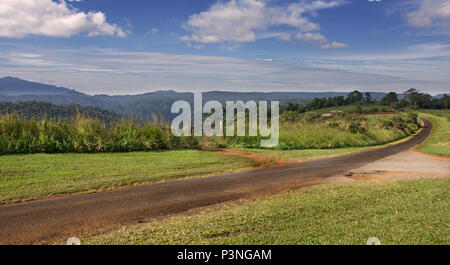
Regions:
[[0, 119, 433, 244]]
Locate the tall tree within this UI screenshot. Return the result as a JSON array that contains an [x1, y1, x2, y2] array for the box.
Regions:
[[364, 92, 373, 104], [346, 90, 363, 104], [380, 92, 399, 106]]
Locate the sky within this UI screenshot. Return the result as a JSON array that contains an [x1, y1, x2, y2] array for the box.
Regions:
[[0, 0, 449, 95]]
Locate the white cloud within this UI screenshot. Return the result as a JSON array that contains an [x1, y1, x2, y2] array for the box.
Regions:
[[331, 43, 450, 61], [180, 0, 347, 47], [0, 0, 126, 38], [1, 46, 447, 95], [151, 28, 159, 35], [278, 33, 292, 42], [307, 42, 450, 93], [320, 41, 348, 49], [406, 0, 450, 29], [296, 32, 327, 43]]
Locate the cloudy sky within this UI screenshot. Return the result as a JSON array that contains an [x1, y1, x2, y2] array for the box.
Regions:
[[0, 0, 449, 95]]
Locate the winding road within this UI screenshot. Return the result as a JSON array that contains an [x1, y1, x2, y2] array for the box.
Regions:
[[0, 119, 433, 244]]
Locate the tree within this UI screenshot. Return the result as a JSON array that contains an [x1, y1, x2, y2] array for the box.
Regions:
[[405, 88, 420, 109], [335, 96, 345, 106], [441, 94, 449, 109], [404, 88, 432, 109], [380, 92, 399, 106], [346, 90, 363, 104], [364, 92, 373, 104]]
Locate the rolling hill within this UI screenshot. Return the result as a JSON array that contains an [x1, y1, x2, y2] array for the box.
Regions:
[[0, 76, 393, 121]]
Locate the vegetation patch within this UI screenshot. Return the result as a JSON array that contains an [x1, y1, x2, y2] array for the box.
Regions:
[[0, 114, 198, 155], [218, 111, 420, 150]]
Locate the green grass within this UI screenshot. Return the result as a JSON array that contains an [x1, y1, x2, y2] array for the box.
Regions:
[[418, 109, 450, 120], [86, 178, 450, 245], [0, 150, 256, 204], [417, 112, 450, 156]]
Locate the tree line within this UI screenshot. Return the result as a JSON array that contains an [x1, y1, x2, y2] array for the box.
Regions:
[[0, 101, 123, 125], [281, 89, 449, 113]]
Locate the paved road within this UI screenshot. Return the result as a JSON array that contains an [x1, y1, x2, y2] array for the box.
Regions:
[[0, 119, 433, 244]]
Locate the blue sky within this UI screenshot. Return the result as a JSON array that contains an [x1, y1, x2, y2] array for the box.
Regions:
[[0, 0, 449, 95]]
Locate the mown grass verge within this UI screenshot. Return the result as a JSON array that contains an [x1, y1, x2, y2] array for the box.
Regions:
[[85, 178, 449, 245], [417, 111, 450, 156], [0, 150, 255, 204]]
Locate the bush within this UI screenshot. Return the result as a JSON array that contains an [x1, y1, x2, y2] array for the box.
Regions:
[[344, 115, 368, 134]]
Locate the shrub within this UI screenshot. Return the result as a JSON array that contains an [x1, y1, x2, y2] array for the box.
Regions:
[[343, 115, 368, 134]]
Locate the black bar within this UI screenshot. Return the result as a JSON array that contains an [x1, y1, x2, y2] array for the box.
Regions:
[[0, 245, 446, 264]]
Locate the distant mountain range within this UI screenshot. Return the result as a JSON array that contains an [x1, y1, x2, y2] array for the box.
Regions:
[[0, 76, 400, 120], [0, 77, 83, 96]]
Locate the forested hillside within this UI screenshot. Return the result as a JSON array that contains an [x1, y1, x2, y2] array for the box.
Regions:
[[0, 102, 122, 124]]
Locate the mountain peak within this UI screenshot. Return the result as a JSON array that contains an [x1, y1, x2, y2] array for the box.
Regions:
[[0, 76, 83, 96], [0, 76, 21, 81]]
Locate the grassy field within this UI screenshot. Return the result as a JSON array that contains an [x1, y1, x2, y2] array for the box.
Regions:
[[418, 109, 450, 120], [277, 114, 417, 149], [220, 112, 420, 149], [0, 150, 256, 204], [86, 178, 449, 245], [417, 111, 450, 156]]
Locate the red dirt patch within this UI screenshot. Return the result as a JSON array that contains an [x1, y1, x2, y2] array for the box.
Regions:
[[206, 148, 293, 168]]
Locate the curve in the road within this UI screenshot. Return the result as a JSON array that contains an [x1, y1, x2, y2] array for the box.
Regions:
[[0, 119, 433, 244]]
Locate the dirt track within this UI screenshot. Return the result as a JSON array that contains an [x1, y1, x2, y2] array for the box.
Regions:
[[0, 119, 435, 244]]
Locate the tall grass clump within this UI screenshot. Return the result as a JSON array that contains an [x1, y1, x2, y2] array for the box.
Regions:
[[0, 114, 198, 155]]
